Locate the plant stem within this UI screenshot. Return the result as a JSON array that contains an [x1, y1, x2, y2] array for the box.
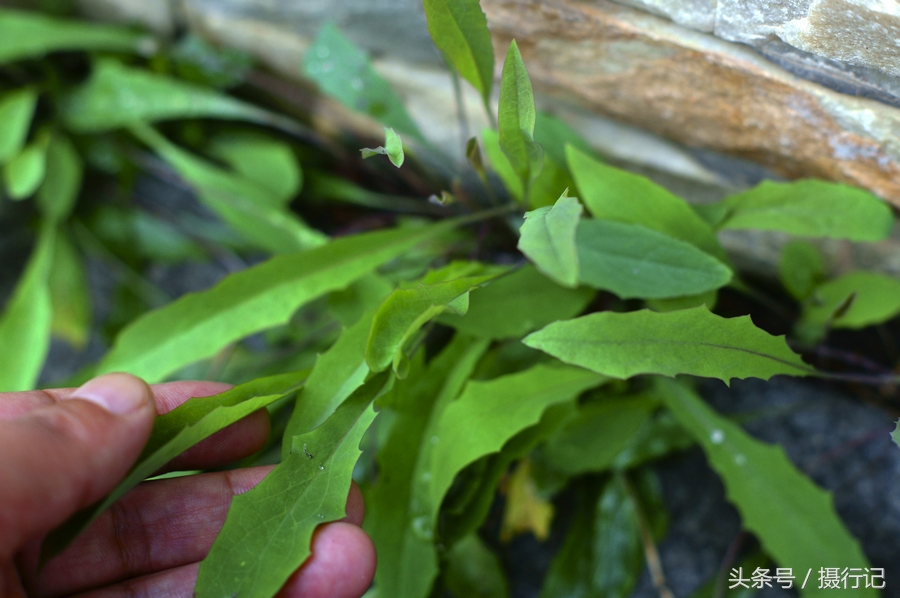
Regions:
[[619, 472, 675, 598]]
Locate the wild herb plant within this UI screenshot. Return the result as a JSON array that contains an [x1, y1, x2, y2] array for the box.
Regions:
[[0, 1, 897, 596]]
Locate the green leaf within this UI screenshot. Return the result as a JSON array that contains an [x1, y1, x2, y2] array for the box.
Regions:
[[48, 230, 91, 348], [591, 476, 644, 598], [423, 0, 494, 107], [207, 132, 302, 205], [366, 267, 502, 374], [37, 134, 83, 222], [430, 363, 607, 509], [528, 154, 576, 209], [438, 265, 594, 339], [195, 373, 385, 598], [63, 59, 304, 135], [498, 40, 543, 190], [367, 335, 490, 598], [361, 127, 405, 168], [3, 131, 49, 200], [892, 421, 900, 451], [41, 371, 306, 564], [518, 191, 582, 287], [539, 395, 657, 477], [0, 8, 147, 63], [96, 221, 457, 383], [0, 223, 55, 392], [576, 219, 732, 299], [282, 311, 374, 456], [481, 127, 523, 201], [0, 88, 37, 164], [131, 123, 326, 253], [444, 534, 509, 598], [801, 271, 900, 330], [304, 23, 423, 140], [718, 179, 895, 241], [567, 146, 728, 263], [524, 307, 813, 384], [535, 111, 597, 168], [645, 290, 718, 313], [656, 379, 874, 594], [778, 240, 825, 301]]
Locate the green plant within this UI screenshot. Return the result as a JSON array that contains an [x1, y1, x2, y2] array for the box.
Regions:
[[1, 2, 897, 597]]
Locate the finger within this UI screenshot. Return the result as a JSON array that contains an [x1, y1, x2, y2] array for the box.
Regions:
[[69, 523, 376, 598], [1, 381, 271, 471], [0, 373, 156, 559], [20, 469, 366, 597]]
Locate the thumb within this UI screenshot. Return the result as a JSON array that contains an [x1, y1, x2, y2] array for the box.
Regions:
[[0, 373, 155, 558]]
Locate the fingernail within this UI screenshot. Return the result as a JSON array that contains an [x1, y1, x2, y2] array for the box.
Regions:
[[69, 373, 150, 415]]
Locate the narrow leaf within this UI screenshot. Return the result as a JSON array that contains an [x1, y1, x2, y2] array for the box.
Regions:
[[131, 123, 326, 253], [430, 363, 606, 508], [304, 23, 423, 140], [41, 372, 306, 564], [63, 59, 304, 135], [801, 271, 900, 329], [498, 40, 543, 188], [48, 231, 91, 348], [3, 131, 49, 200], [718, 179, 894, 241], [96, 221, 457, 383], [576, 219, 732, 299], [194, 374, 386, 598], [524, 307, 813, 384], [366, 269, 502, 374], [567, 145, 727, 262], [592, 475, 644, 598], [438, 265, 594, 340], [0, 224, 55, 391], [360, 127, 405, 168], [0, 88, 37, 164], [0, 8, 147, 63], [423, 0, 494, 106], [778, 240, 825, 301], [481, 127, 523, 200], [207, 132, 302, 205], [518, 191, 582, 287], [36, 134, 82, 222], [656, 379, 874, 594]]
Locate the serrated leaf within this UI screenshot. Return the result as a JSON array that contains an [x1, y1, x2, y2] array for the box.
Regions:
[[567, 145, 728, 263], [48, 231, 91, 348], [0, 8, 146, 63], [131, 123, 326, 253], [367, 335, 490, 598], [779, 240, 825, 301], [282, 311, 374, 456], [801, 271, 900, 329], [36, 134, 82, 222], [438, 265, 594, 339], [0, 88, 37, 164], [424, 0, 494, 107], [207, 132, 302, 205], [524, 307, 813, 384], [366, 268, 502, 374], [41, 371, 306, 565], [498, 41, 543, 191], [518, 191, 582, 287], [361, 127, 405, 168], [481, 127, 523, 201], [540, 395, 657, 477], [717, 179, 894, 241], [576, 219, 732, 299], [430, 363, 607, 509], [96, 220, 457, 383], [0, 224, 55, 392], [3, 131, 49, 200], [304, 23, 423, 140], [500, 457, 554, 541], [195, 373, 385, 598], [63, 59, 304, 135], [445, 534, 509, 598], [656, 379, 873, 595]]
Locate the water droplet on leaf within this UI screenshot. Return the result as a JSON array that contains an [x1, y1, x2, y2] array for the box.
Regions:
[[411, 516, 433, 540], [710, 429, 725, 444]]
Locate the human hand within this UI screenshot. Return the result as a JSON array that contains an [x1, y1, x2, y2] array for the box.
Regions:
[[0, 373, 376, 597]]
